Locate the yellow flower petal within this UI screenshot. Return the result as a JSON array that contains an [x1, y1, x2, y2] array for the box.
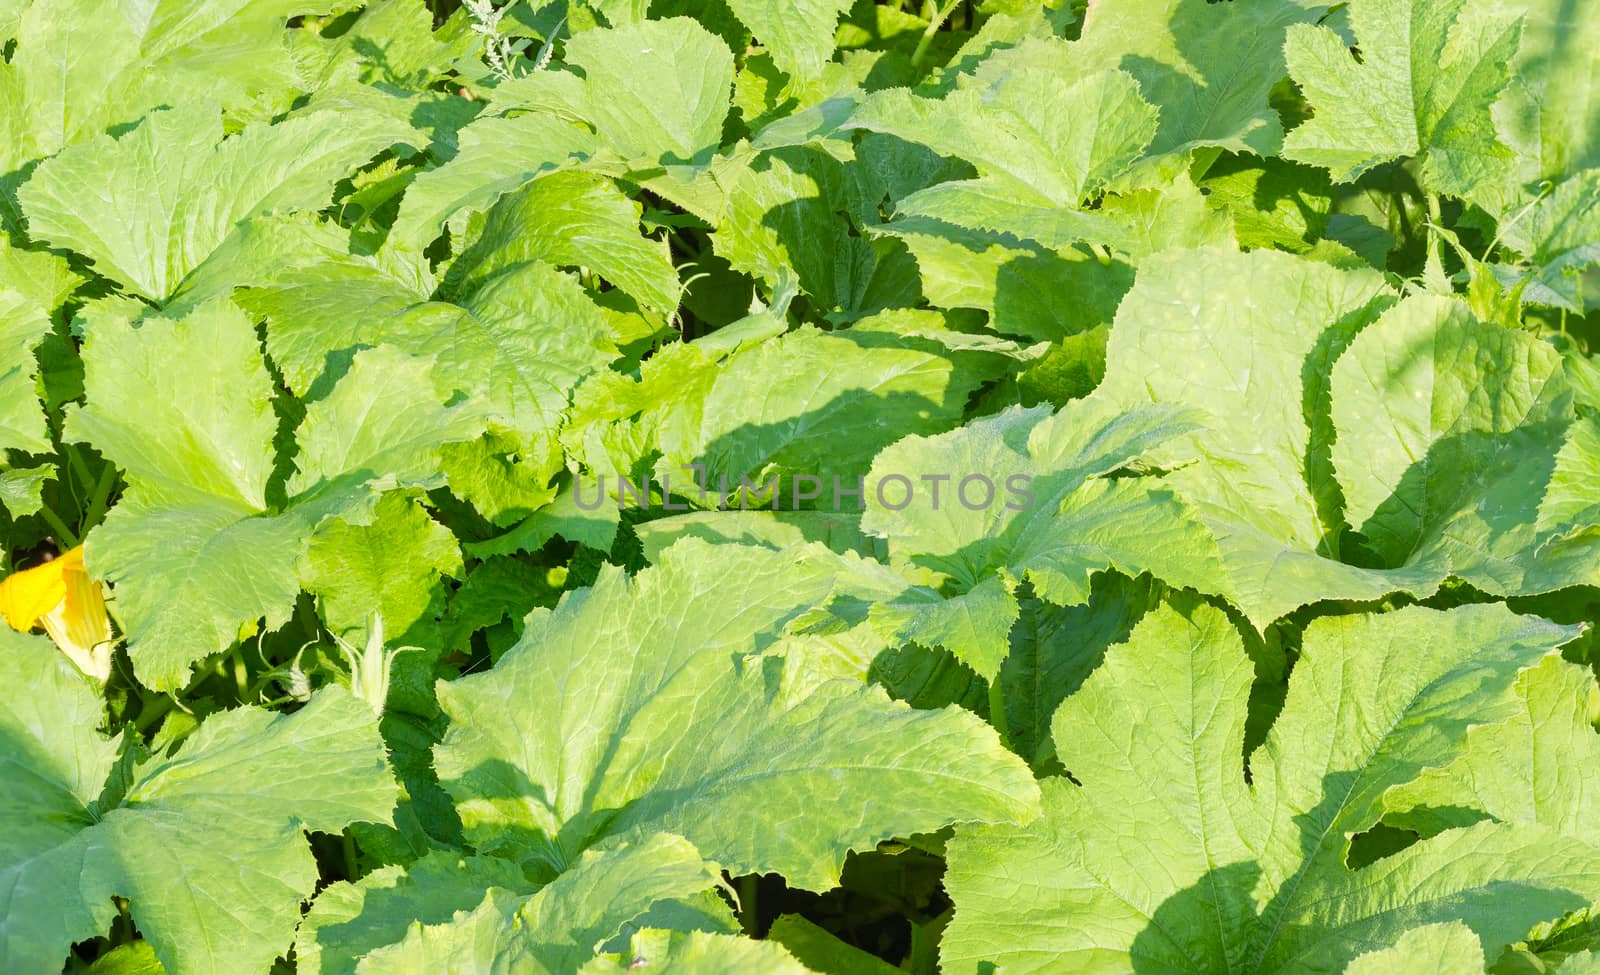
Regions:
[[0, 550, 69, 631], [0, 546, 114, 681]]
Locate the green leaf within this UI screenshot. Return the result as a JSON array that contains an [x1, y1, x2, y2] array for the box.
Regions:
[[447, 170, 680, 317], [0, 629, 120, 973], [560, 18, 735, 166], [287, 344, 483, 498], [724, 0, 852, 86], [0, 235, 80, 312], [712, 144, 913, 315], [69, 301, 481, 690], [1485, 0, 1600, 181], [1096, 249, 1599, 624], [83, 941, 167, 975], [389, 108, 600, 249], [869, 576, 1019, 682], [887, 168, 1233, 258], [580, 929, 814, 974], [0, 466, 53, 518], [850, 62, 1157, 207], [877, 219, 1134, 342], [88, 496, 317, 690], [433, 539, 1038, 889], [765, 915, 899, 975], [245, 232, 617, 523], [66, 298, 279, 509], [1329, 293, 1600, 598], [0, 289, 54, 455], [1062, 0, 1322, 158], [18, 101, 414, 302], [0, 0, 348, 169], [1343, 923, 1486, 975], [302, 490, 462, 641], [941, 600, 1597, 975], [353, 835, 722, 975], [296, 852, 532, 975], [1201, 156, 1336, 253], [856, 395, 1218, 675], [1540, 416, 1600, 533], [1282, 0, 1522, 193], [1492, 169, 1600, 309], [1386, 654, 1600, 839], [0, 639, 396, 975], [632, 509, 880, 562], [654, 323, 1005, 505], [997, 574, 1158, 768]]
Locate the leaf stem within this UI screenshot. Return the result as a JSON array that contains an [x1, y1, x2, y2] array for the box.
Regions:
[[232, 645, 250, 701], [911, 1, 959, 68], [739, 874, 760, 935], [1424, 192, 1445, 279], [38, 505, 79, 548], [66, 444, 94, 506], [987, 677, 1010, 742], [134, 693, 174, 734], [82, 462, 118, 535], [342, 831, 360, 881]]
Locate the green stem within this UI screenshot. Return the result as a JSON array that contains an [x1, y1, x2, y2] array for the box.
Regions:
[[911, 0, 959, 67], [739, 875, 761, 935], [987, 678, 1010, 742], [82, 462, 118, 535], [342, 832, 360, 882], [134, 693, 174, 733], [38, 505, 79, 548], [1424, 192, 1445, 278], [232, 645, 250, 701], [66, 444, 94, 506]]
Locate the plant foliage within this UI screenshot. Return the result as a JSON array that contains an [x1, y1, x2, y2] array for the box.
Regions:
[[1, 0, 1599, 972]]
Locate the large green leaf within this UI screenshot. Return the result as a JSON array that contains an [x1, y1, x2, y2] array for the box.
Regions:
[[941, 600, 1599, 975], [446, 170, 680, 317], [997, 573, 1158, 767], [1097, 248, 1600, 625], [18, 102, 413, 302], [559, 18, 735, 166], [652, 319, 1009, 506], [243, 222, 624, 526], [433, 539, 1039, 890], [1489, 168, 1600, 309], [857, 394, 1216, 679], [1282, 0, 1521, 193], [579, 929, 813, 974], [875, 218, 1134, 342], [0, 629, 395, 975], [1344, 923, 1486, 975], [850, 60, 1157, 208], [0, 289, 54, 455], [1329, 293, 1600, 596], [69, 300, 482, 689], [0, 0, 344, 171], [1062, 0, 1322, 159], [711, 143, 915, 315], [389, 17, 733, 248], [724, 0, 851, 86], [1386, 654, 1600, 839], [389, 108, 600, 249], [301, 490, 462, 642], [296, 852, 533, 975], [1486, 0, 1600, 181], [352, 835, 723, 975]]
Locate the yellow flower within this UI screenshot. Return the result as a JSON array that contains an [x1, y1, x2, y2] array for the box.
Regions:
[[0, 546, 114, 681]]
